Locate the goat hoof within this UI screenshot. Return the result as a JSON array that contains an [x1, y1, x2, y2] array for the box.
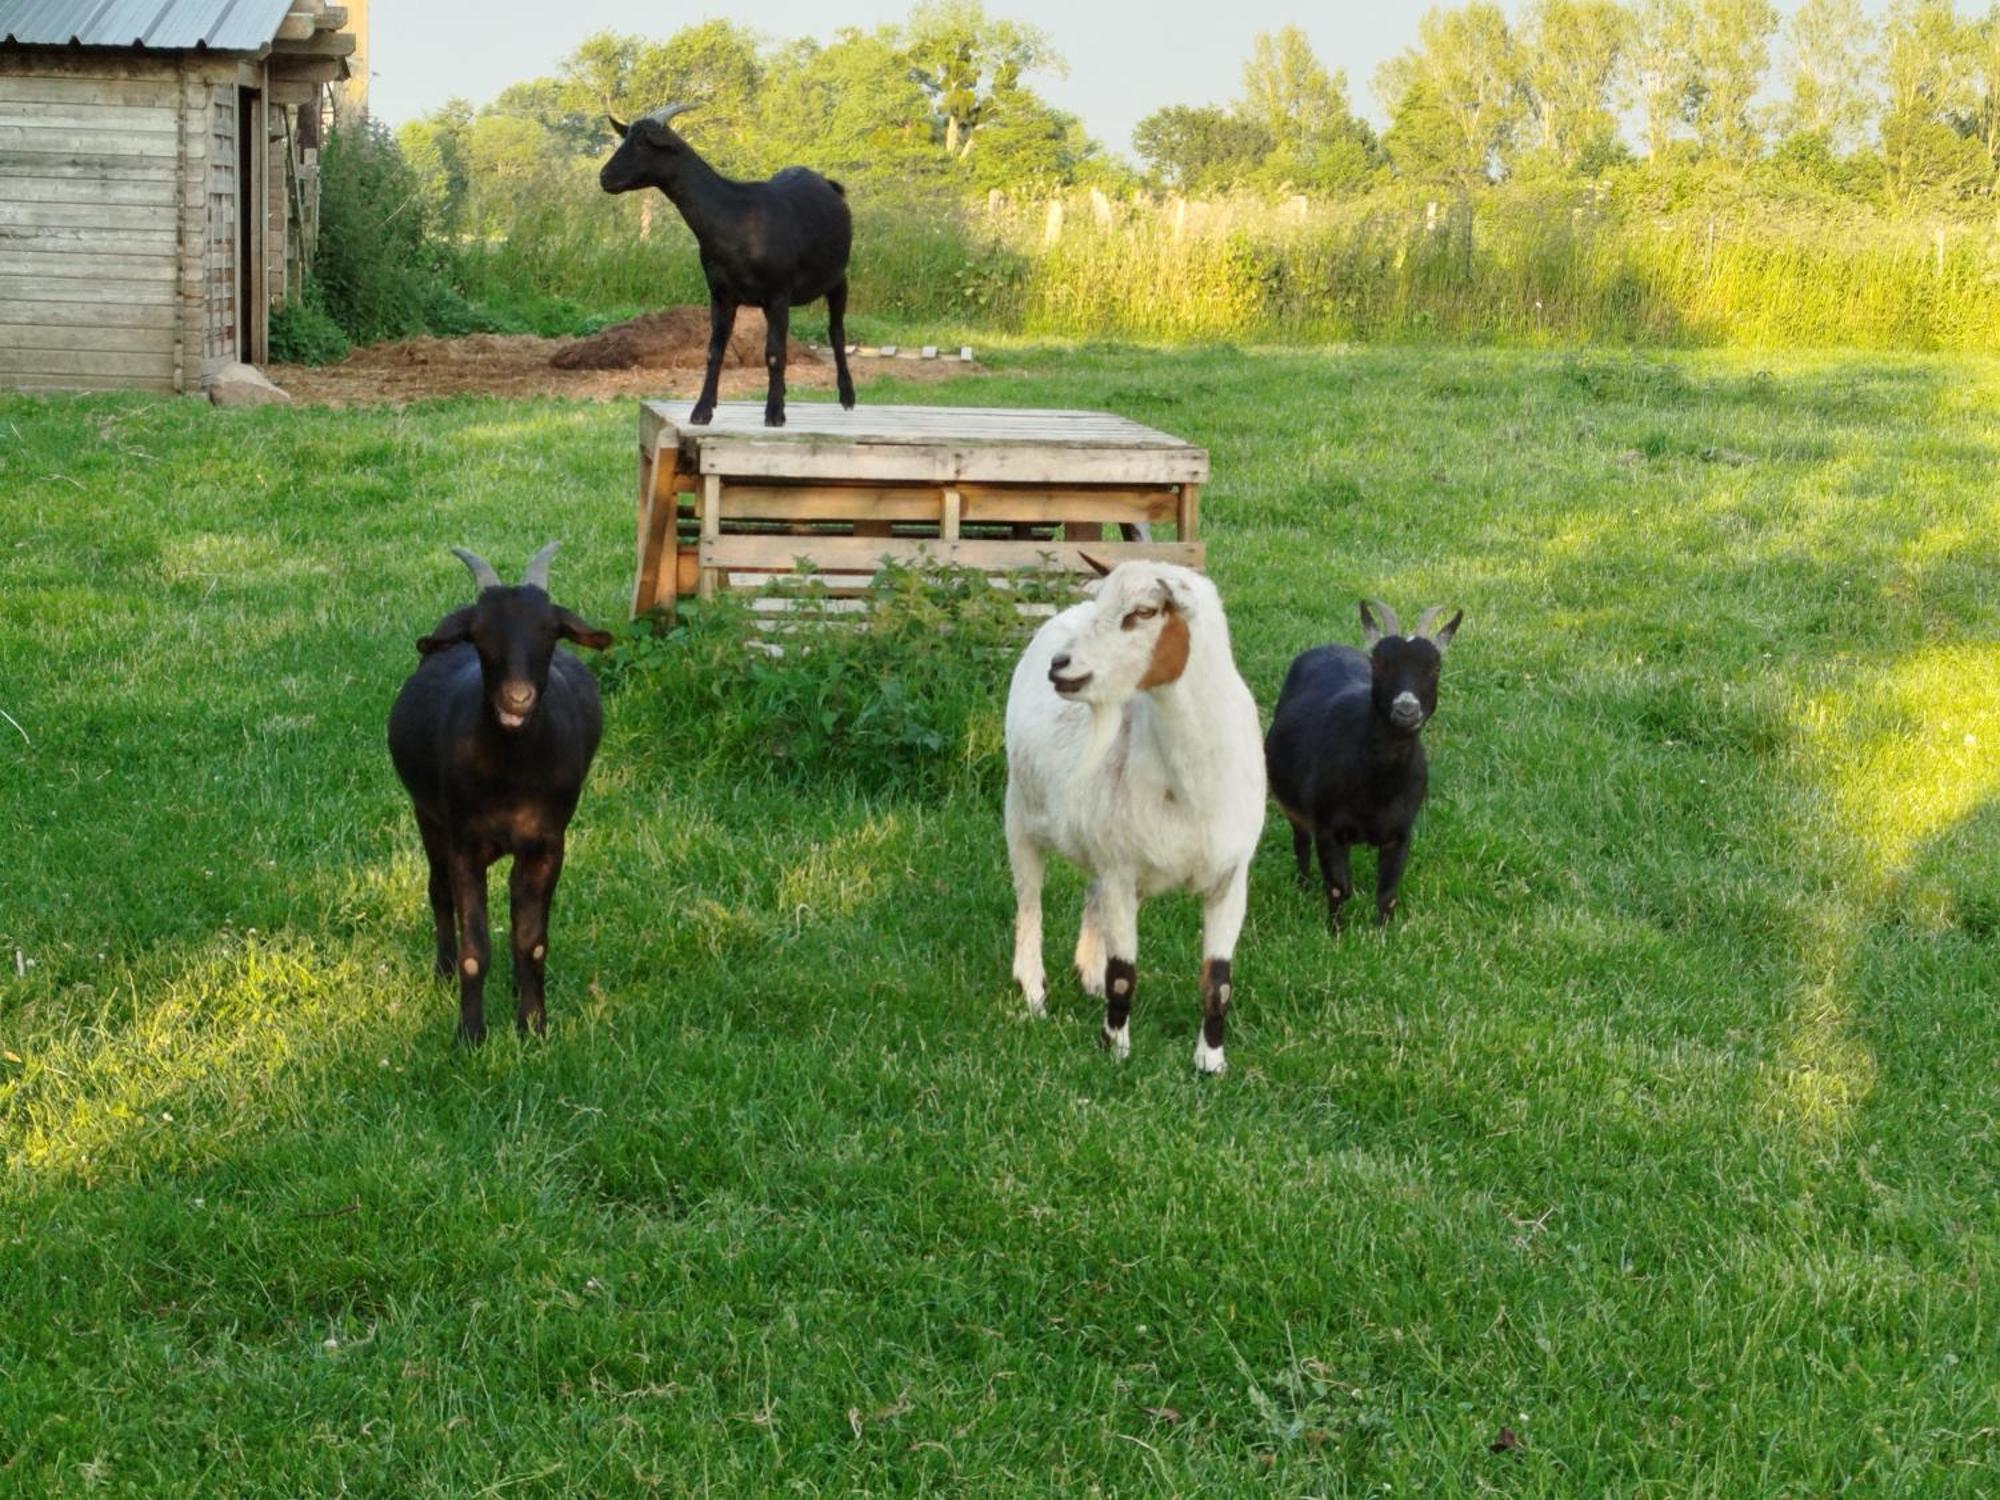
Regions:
[[1193, 1037, 1228, 1076], [455, 1022, 487, 1048], [764, 409, 786, 428], [838, 390, 856, 411], [688, 405, 714, 426]]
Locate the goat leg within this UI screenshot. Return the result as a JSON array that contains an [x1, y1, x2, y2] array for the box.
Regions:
[[762, 298, 790, 427], [689, 294, 736, 426], [827, 279, 856, 410], [510, 841, 564, 1036], [1097, 880, 1140, 1060], [1316, 830, 1352, 933], [1196, 866, 1247, 1076], [1006, 810, 1047, 1017], [417, 813, 455, 980], [1290, 823, 1314, 891], [449, 849, 493, 1045], [1374, 837, 1410, 927]]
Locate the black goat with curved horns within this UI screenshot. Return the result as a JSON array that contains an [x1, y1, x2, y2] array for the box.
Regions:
[[599, 101, 856, 429], [388, 542, 614, 1043]]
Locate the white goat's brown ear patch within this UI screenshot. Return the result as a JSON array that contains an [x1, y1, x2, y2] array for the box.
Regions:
[[1137, 605, 1190, 689]]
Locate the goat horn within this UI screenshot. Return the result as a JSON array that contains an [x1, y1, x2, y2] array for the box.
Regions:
[[1077, 551, 1114, 578], [451, 547, 503, 592], [1361, 599, 1400, 641], [1413, 605, 1445, 640], [646, 101, 695, 126], [520, 540, 561, 592]]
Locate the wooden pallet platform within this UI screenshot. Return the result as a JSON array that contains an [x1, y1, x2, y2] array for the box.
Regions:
[[630, 400, 1209, 618]]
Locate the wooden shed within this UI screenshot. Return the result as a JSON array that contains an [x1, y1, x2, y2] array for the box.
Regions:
[[0, 0, 356, 393]]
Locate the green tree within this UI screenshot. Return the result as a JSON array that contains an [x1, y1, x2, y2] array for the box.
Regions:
[[1131, 105, 1273, 191], [904, 0, 1063, 158], [753, 29, 944, 186], [1880, 0, 1983, 201], [1773, 0, 1876, 151], [1686, 0, 1779, 162], [396, 99, 472, 234], [1627, 0, 1698, 158], [1237, 26, 1380, 190], [1376, 3, 1528, 184], [1522, 0, 1632, 170]]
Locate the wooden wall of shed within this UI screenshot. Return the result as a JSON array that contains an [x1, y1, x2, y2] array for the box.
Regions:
[[0, 49, 286, 394], [0, 54, 183, 392]]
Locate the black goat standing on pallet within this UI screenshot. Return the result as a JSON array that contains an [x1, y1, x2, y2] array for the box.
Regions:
[[1266, 601, 1462, 931], [599, 102, 856, 428], [388, 543, 614, 1043]]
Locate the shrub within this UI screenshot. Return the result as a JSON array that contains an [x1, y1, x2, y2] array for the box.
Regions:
[[315, 117, 451, 344], [267, 292, 350, 365], [601, 560, 1071, 800]]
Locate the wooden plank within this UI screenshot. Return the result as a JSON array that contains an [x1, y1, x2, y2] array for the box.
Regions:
[[0, 321, 176, 354], [0, 346, 173, 378], [694, 440, 1208, 486], [0, 149, 179, 181], [0, 102, 180, 131], [698, 474, 722, 602], [0, 55, 183, 82], [0, 296, 174, 328], [0, 223, 178, 253], [0, 249, 177, 281], [700, 534, 1203, 573], [0, 274, 176, 305], [959, 487, 1178, 525], [0, 174, 178, 205], [273, 30, 356, 58], [648, 399, 1202, 451], [941, 486, 962, 541], [0, 76, 180, 107], [3, 372, 174, 393], [0, 126, 179, 158], [1177, 483, 1201, 541], [0, 199, 177, 230], [714, 485, 943, 523]]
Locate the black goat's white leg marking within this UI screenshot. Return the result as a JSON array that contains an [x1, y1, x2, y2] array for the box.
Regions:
[[827, 279, 856, 410], [1375, 837, 1411, 927], [1102, 958, 1135, 1060], [510, 841, 563, 1036], [417, 812, 455, 979], [1195, 866, 1248, 1075], [448, 850, 492, 1045], [1316, 830, 1352, 933], [762, 298, 790, 427], [690, 295, 735, 425]]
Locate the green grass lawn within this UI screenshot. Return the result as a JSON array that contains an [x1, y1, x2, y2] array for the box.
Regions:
[[2, 345, 1996, 1496]]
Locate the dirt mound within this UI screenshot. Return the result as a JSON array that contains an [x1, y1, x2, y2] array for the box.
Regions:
[[550, 306, 818, 372]]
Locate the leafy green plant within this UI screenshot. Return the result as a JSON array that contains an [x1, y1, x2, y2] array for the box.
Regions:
[[266, 291, 350, 365], [602, 560, 1070, 798]]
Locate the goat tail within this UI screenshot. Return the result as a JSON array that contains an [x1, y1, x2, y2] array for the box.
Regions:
[[827, 178, 846, 197]]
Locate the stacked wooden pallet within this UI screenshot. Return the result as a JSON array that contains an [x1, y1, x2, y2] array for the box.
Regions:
[[630, 401, 1210, 620]]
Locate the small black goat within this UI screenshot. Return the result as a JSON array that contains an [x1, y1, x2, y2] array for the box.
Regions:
[[599, 103, 855, 429], [1265, 601, 1462, 930], [388, 543, 614, 1043]]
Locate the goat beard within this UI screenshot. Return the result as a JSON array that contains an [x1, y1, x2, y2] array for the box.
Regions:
[[1069, 700, 1124, 789]]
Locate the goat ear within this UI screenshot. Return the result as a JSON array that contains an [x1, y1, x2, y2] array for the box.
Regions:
[[417, 607, 475, 655], [1416, 612, 1464, 652], [608, 114, 629, 139], [556, 608, 614, 651]]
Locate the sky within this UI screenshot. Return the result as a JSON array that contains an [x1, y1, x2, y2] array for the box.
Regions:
[[366, 2, 1442, 158]]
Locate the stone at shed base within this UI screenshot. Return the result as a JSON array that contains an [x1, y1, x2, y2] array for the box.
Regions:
[[204, 363, 292, 408]]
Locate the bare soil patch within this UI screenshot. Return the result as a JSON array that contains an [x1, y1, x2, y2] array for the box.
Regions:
[[269, 307, 982, 407]]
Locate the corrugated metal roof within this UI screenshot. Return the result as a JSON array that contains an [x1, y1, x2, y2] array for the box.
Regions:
[[0, 0, 294, 51]]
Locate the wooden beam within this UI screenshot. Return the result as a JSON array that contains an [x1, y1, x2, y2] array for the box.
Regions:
[[275, 13, 315, 40], [272, 30, 355, 59], [267, 58, 347, 85]]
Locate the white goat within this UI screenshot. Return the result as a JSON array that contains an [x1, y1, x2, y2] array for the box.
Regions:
[[1003, 559, 1265, 1074]]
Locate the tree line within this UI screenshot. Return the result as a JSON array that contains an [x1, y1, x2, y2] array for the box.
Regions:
[[396, 0, 2000, 230]]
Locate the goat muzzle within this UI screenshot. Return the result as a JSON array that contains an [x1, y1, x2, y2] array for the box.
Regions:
[[496, 683, 538, 729]]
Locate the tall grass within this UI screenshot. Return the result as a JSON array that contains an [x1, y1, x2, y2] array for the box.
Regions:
[[435, 167, 2000, 350]]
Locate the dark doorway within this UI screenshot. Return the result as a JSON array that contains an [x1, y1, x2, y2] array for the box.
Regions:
[[237, 88, 259, 358]]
